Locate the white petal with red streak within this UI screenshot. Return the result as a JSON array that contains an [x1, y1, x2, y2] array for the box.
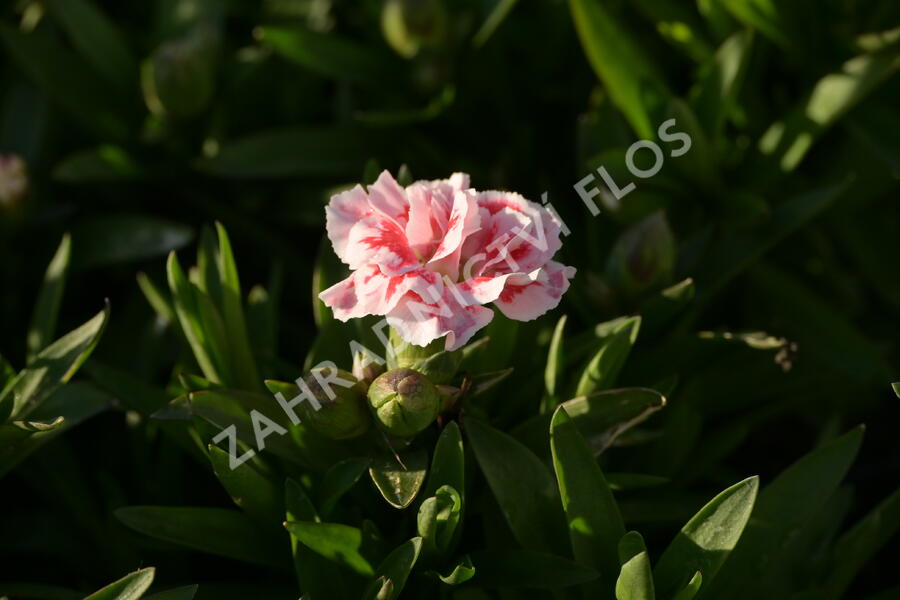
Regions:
[[386, 283, 494, 351], [493, 261, 576, 321], [345, 216, 419, 275], [367, 170, 408, 225], [325, 185, 373, 265], [319, 266, 443, 321]]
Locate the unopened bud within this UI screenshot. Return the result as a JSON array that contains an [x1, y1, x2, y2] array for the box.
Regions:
[[353, 350, 385, 385], [0, 154, 28, 208], [368, 368, 440, 437], [267, 369, 371, 440], [142, 24, 219, 119], [606, 211, 675, 298], [381, 0, 446, 58]]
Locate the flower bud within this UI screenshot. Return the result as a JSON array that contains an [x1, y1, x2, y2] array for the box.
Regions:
[[388, 327, 460, 384], [367, 368, 440, 437], [0, 154, 28, 208], [606, 211, 675, 299], [352, 350, 385, 385], [267, 369, 371, 440], [142, 24, 219, 119], [381, 0, 446, 58]]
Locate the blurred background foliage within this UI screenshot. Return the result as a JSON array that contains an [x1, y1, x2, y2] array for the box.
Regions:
[[1, 0, 899, 597]]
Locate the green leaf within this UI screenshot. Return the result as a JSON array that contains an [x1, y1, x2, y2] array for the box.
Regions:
[[285, 478, 348, 600], [73, 216, 193, 269], [435, 555, 475, 585], [568, 0, 671, 138], [168, 388, 345, 470], [469, 549, 600, 589], [472, 0, 520, 47], [83, 567, 155, 600], [258, 26, 394, 85], [639, 278, 695, 334], [823, 486, 900, 598], [423, 421, 465, 499], [27, 233, 71, 362], [673, 572, 703, 600], [54, 145, 144, 182], [617, 531, 655, 600], [136, 272, 176, 324], [759, 47, 900, 172], [208, 444, 282, 526], [702, 427, 864, 600], [369, 448, 428, 509], [417, 485, 461, 555], [196, 128, 370, 179], [284, 521, 376, 576], [214, 224, 260, 391], [116, 506, 285, 567], [167, 252, 221, 383], [654, 477, 759, 597], [362, 537, 422, 600], [0, 382, 111, 479], [0, 303, 109, 422], [691, 30, 753, 140], [144, 585, 199, 600], [44, 0, 137, 89], [319, 457, 371, 517], [575, 316, 641, 397], [514, 388, 666, 458], [717, 0, 787, 46], [550, 406, 625, 596], [465, 417, 566, 553], [544, 314, 567, 403]]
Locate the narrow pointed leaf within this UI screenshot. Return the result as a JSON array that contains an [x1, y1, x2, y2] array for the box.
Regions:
[[83, 568, 155, 600], [0, 303, 109, 422], [654, 477, 759, 597], [284, 521, 376, 576], [27, 233, 71, 362], [116, 506, 285, 567], [575, 316, 641, 397], [617, 531, 655, 600], [550, 406, 624, 596], [209, 444, 282, 526], [465, 418, 566, 553], [362, 537, 422, 600], [702, 427, 864, 599]]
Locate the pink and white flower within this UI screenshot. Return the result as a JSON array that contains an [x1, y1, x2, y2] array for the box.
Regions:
[[319, 170, 576, 350]]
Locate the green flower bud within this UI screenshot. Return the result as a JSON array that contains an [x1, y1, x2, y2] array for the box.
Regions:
[[381, 0, 446, 59], [0, 154, 28, 209], [142, 24, 219, 119], [606, 211, 675, 299], [387, 327, 460, 385], [266, 369, 371, 440], [368, 368, 440, 437]]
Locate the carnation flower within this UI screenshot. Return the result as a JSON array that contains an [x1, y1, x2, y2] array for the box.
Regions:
[[319, 170, 575, 350]]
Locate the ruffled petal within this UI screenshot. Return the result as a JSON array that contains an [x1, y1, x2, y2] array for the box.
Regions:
[[367, 170, 409, 225], [426, 189, 480, 280], [319, 265, 443, 321], [325, 185, 373, 266], [387, 282, 494, 351], [346, 215, 420, 275], [493, 261, 576, 321]]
